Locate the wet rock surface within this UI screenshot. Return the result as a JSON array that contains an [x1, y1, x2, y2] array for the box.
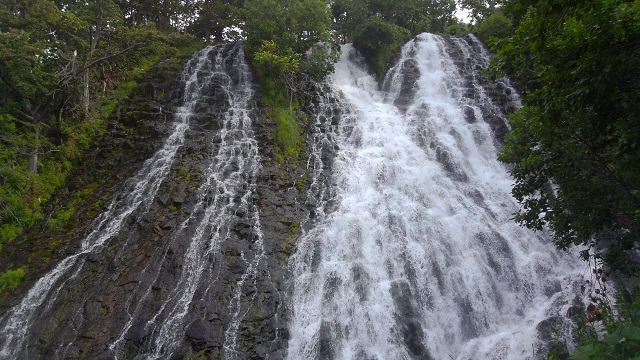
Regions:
[[444, 35, 518, 145], [0, 43, 338, 360], [0, 36, 566, 360]]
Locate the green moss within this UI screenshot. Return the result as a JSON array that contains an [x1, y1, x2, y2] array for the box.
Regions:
[[0, 224, 22, 246], [280, 234, 298, 258], [85, 200, 103, 218], [352, 17, 411, 80], [0, 268, 25, 290], [48, 204, 76, 230], [256, 73, 306, 164], [168, 204, 177, 212], [294, 174, 307, 193], [273, 108, 304, 163], [183, 350, 207, 360], [178, 167, 191, 182]]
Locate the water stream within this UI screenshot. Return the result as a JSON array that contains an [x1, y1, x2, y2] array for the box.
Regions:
[[0, 35, 585, 360], [286, 34, 583, 360]]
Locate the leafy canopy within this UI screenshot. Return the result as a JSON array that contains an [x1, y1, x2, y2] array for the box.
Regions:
[[490, 0, 640, 272]]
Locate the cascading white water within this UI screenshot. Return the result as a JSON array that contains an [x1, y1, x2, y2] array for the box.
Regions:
[[0, 43, 264, 360], [103, 42, 263, 359], [0, 45, 211, 360], [287, 34, 583, 360]]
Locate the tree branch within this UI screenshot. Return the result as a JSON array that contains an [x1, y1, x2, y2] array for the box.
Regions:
[[59, 44, 139, 87]]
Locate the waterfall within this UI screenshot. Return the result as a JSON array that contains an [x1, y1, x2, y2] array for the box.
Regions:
[[0, 44, 201, 360], [0, 34, 586, 360], [286, 34, 583, 360], [0, 43, 264, 360], [107, 42, 263, 359]]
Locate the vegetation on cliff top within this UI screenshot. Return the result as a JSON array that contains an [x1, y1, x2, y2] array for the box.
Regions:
[[0, 0, 465, 267], [0, 0, 203, 289]]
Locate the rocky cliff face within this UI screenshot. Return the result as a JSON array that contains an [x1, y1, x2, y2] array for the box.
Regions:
[[0, 35, 573, 360], [0, 41, 342, 360]]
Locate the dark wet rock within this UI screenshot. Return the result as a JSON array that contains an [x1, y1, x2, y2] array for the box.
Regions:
[[185, 319, 213, 349], [0, 43, 319, 360], [456, 296, 484, 341], [435, 146, 468, 182], [125, 322, 148, 343], [443, 35, 518, 146], [318, 321, 336, 359], [392, 58, 419, 111], [463, 105, 476, 123], [390, 280, 433, 360], [544, 280, 563, 297], [535, 317, 571, 360]]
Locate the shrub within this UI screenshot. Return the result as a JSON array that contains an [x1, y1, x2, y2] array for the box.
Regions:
[[0, 268, 25, 290], [352, 17, 411, 80], [473, 11, 513, 42]]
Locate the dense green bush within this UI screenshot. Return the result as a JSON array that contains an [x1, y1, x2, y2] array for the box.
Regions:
[[0, 268, 24, 291], [300, 43, 340, 82], [473, 11, 513, 41], [491, 0, 640, 271], [352, 17, 411, 80], [571, 291, 640, 359]]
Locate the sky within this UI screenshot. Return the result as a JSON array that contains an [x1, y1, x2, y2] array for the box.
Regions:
[[455, 6, 472, 23]]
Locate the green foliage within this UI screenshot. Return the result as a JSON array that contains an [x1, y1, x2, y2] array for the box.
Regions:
[[244, 0, 335, 164], [48, 204, 76, 230], [186, 0, 244, 42], [255, 71, 305, 163], [491, 0, 640, 271], [0, 0, 202, 253], [300, 43, 341, 82], [272, 108, 304, 163], [244, 0, 331, 57], [294, 173, 307, 192], [183, 350, 207, 360], [571, 292, 640, 359], [0, 268, 25, 290], [352, 17, 411, 79], [253, 40, 302, 81], [445, 20, 472, 37], [473, 11, 513, 41], [459, 0, 505, 23], [331, 0, 456, 41]]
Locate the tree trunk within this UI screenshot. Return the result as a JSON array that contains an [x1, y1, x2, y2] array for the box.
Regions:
[[82, 68, 90, 115], [28, 125, 38, 175], [83, 0, 104, 117]]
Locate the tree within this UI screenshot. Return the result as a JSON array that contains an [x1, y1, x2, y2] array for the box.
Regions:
[[0, 0, 89, 174], [331, 0, 369, 42], [490, 0, 640, 272], [0, 0, 200, 248], [459, 0, 505, 23], [186, 0, 244, 42], [244, 0, 331, 56], [472, 10, 512, 41], [352, 16, 411, 79], [244, 0, 335, 162], [331, 0, 456, 41]]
